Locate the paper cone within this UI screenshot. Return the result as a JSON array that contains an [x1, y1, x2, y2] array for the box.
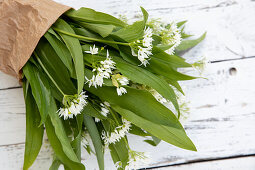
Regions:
[[0, 0, 71, 79]]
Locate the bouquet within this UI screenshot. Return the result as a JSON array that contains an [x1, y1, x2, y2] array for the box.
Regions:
[[0, 0, 206, 169]]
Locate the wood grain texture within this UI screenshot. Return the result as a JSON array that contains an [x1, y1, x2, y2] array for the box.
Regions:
[[154, 156, 255, 170], [0, 0, 255, 169]]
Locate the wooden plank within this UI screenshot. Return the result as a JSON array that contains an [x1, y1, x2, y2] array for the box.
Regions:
[[153, 156, 255, 170], [0, 58, 255, 169]]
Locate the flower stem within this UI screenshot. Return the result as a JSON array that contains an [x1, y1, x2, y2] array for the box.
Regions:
[[53, 27, 131, 46], [108, 107, 130, 149], [34, 52, 65, 96]]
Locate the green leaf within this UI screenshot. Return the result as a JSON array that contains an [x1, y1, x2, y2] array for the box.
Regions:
[[83, 102, 107, 120], [77, 29, 118, 49], [109, 138, 129, 168], [85, 86, 179, 128], [78, 22, 114, 38], [152, 47, 192, 68], [111, 7, 148, 42], [84, 115, 104, 170], [177, 20, 187, 28], [129, 125, 149, 137], [35, 38, 76, 95], [49, 157, 61, 170], [26, 61, 82, 165], [22, 83, 44, 170], [71, 114, 84, 161], [176, 32, 206, 51], [65, 8, 126, 27], [53, 19, 85, 94], [112, 106, 196, 151], [45, 117, 85, 170], [44, 32, 75, 78], [23, 62, 51, 124], [144, 136, 161, 146], [146, 58, 196, 81], [114, 59, 180, 115], [47, 99, 82, 164]]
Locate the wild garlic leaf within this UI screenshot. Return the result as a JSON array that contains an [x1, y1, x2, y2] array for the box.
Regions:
[[46, 98, 84, 166], [111, 7, 148, 42], [35, 38, 76, 95], [146, 58, 196, 81], [109, 138, 129, 168], [85, 86, 180, 128], [176, 32, 206, 51], [53, 19, 85, 94], [65, 8, 126, 27], [45, 117, 85, 170], [23, 62, 83, 166], [84, 115, 105, 170], [44, 32, 75, 78], [114, 58, 180, 115], [23, 83, 44, 170], [152, 47, 192, 68], [23, 62, 51, 125], [78, 22, 114, 38], [83, 102, 107, 120], [112, 106, 196, 151]]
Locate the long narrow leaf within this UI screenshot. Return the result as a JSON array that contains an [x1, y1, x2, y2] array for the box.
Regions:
[[22, 82, 44, 170], [53, 19, 84, 94], [84, 115, 104, 170], [85, 86, 180, 128], [114, 58, 180, 115], [45, 117, 85, 170], [112, 106, 196, 151], [65, 8, 126, 27]]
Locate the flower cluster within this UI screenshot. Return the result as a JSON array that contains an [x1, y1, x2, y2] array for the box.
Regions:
[[115, 151, 151, 170], [112, 74, 129, 96], [131, 27, 153, 66], [95, 102, 110, 122], [148, 20, 182, 55], [100, 102, 110, 117], [101, 118, 131, 146], [85, 46, 116, 88], [58, 91, 88, 120]]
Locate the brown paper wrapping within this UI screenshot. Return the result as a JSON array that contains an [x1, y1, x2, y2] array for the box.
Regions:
[[0, 0, 71, 79]]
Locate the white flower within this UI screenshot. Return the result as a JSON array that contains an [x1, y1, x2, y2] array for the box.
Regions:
[[131, 27, 153, 67], [95, 74, 104, 87], [101, 118, 131, 146], [125, 151, 151, 170], [95, 118, 101, 122], [117, 87, 127, 96], [100, 103, 110, 117], [58, 91, 88, 120], [115, 161, 122, 169], [85, 44, 98, 55], [104, 101, 110, 107], [144, 27, 153, 39], [85, 50, 116, 88], [117, 76, 129, 86]]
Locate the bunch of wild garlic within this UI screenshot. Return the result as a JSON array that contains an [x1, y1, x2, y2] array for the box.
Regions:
[[22, 7, 205, 170]]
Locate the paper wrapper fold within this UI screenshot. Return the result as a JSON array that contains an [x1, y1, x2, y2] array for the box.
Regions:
[[0, 0, 71, 79]]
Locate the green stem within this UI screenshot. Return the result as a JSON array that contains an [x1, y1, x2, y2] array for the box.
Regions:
[[34, 52, 65, 96], [108, 107, 130, 149], [53, 27, 131, 46]]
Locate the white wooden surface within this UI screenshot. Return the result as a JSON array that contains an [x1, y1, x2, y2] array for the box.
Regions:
[[0, 0, 255, 169]]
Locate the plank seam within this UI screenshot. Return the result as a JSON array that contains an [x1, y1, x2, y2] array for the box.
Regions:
[[210, 56, 255, 63], [141, 154, 255, 169]]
